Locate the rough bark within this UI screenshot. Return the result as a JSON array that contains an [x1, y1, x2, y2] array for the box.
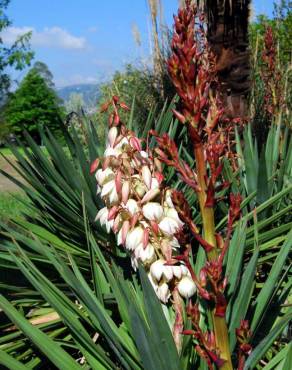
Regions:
[[203, 0, 251, 118]]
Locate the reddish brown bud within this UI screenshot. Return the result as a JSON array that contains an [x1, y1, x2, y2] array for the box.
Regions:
[[90, 158, 99, 174], [172, 109, 186, 124]]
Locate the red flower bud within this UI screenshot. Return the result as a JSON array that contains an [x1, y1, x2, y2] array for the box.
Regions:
[[90, 158, 99, 174]]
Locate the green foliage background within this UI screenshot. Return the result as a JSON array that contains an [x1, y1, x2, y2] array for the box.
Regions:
[[3, 67, 65, 142]]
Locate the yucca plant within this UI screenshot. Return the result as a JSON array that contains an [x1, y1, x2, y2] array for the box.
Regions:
[[0, 1, 291, 369]]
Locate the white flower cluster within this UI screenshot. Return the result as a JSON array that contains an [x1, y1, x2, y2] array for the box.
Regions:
[[94, 126, 196, 303]]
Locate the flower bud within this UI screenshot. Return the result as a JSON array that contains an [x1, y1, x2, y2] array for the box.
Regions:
[[141, 188, 160, 204], [142, 166, 152, 189], [115, 171, 122, 194], [129, 136, 142, 151], [112, 214, 121, 233], [177, 276, 196, 299], [122, 181, 130, 204], [143, 228, 149, 248], [142, 202, 163, 221], [90, 158, 99, 174], [107, 127, 118, 147]]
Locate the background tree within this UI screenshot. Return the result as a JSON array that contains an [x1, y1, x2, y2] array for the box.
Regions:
[[0, 0, 34, 103], [4, 63, 64, 142], [249, 1, 291, 150], [65, 92, 85, 115], [249, 1, 292, 66], [200, 0, 251, 118], [98, 64, 165, 130], [32, 61, 55, 89]]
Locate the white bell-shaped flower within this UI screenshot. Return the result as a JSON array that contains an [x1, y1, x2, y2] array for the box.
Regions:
[[134, 243, 155, 263], [150, 259, 174, 282], [125, 199, 140, 215], [107, 127, 118, 147], [113, 137, 129, 153], [131, 256, 139, 270], [104, 147, 121, 157], [164, 208, 184, 228], [156, 283, 170, 303], [95, 207, 113, 233], [95, 168, 114, 186], [177, 276, 196, 299], [172, 263, 189, 279], [142, 202, 163, 221], [159, 217, 181, 235], [125, 226, 144, 251], [101, 180, 119, 204]]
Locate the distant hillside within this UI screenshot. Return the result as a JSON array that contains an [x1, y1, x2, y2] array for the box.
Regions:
[[57, 84, 100, 108]]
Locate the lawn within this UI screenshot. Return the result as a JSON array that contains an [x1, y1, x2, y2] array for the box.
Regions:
[[0, 148, 32, 222], [0, 193, 32, 222]]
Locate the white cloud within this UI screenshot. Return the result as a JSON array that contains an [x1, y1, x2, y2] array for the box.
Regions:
[[1, 26, 87, 50]]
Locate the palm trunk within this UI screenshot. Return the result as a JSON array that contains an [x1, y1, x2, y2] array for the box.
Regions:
[[203, 0, 251, 118]]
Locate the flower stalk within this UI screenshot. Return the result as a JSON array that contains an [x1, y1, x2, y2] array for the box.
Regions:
[[165, 1, 239, 368], [92, 1, 250, 368]]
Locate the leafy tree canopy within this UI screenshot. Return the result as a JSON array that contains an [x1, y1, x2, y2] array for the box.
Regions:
[[4, 63, 65, 142], [98, 64, 175, 132], [249, 0, 292, 66], [0, 0, 34, 102]]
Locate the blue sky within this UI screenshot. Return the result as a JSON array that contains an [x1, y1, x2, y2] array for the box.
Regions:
[[2, 0, 274, 87]]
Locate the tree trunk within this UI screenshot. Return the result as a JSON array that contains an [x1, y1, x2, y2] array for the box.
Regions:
[[204, 0, 251, 118]]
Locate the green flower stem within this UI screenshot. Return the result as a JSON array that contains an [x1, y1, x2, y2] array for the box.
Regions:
[[194, 143, 233, 370]]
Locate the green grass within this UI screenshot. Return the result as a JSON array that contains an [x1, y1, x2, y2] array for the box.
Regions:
[[0, 193, 33, 222], [0, 145, 68, 158], [0, 147, 25, 156]]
